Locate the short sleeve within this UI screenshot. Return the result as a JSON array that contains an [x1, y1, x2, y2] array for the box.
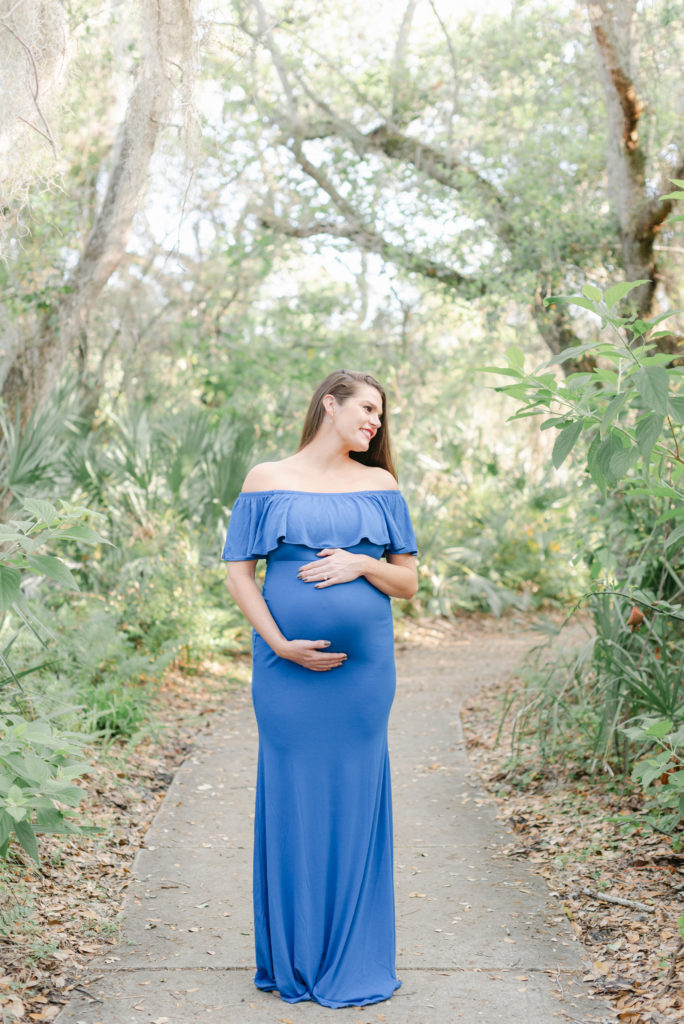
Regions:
[[379, 492, 418, 555], [221, 493, 270, 561]]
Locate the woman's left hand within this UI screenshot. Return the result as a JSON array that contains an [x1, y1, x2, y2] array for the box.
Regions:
[[297, 548, 368, 588]]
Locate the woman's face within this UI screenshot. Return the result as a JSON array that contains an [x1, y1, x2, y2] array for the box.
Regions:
[[327, 384, 383, 451]]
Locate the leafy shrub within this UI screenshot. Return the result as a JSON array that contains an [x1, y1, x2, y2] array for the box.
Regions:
[[482, 180, 684, 783], [0, 716, 99, 864], [621, 716, 684, 841], [404, 475, 587, 617], [503, 595, 684, 771], [0, 498, 107, 862]]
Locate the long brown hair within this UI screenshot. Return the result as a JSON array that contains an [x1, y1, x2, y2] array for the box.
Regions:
[[297, 369, 397, 478]]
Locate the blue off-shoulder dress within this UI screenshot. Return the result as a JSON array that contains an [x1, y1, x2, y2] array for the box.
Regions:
[[221, 489, 418, 1008]]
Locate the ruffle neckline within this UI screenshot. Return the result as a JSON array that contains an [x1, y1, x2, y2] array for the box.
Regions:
[[221, 488, 417, 561]]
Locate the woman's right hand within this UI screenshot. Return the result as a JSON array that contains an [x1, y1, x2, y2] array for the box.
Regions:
[[277, 638, 347, 672]]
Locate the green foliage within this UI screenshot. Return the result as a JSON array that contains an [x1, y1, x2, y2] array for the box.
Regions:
[[0, 498, 107, 862], [620, 716, 684, 838], [0, 716, 99, 865], [0, 404, 71, 506], [500, 594, 684, 778], [406, 474, 586, 617], [483, 281, 684, 681], [22, 598, 165, 742], [486, 189, 684, 805], [480, 280, 683, 504], [101, 405, 254, 529], [0, 498, 106, 613]]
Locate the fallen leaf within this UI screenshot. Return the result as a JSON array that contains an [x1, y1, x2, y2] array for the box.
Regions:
[[0, 995, 25, 1020]]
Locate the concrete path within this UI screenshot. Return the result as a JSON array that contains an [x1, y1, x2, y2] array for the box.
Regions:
[[55, 624, 613, 1024]]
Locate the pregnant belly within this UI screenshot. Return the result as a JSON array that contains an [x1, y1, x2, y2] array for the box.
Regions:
[[262, 544, 392, 657], [254, 543, 396, 748]]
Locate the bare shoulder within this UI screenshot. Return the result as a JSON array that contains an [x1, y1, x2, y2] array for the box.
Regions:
[[363, 466, 399, 491], [241, 461, 291, 492]]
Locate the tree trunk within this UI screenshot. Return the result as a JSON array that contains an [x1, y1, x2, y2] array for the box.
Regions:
[[0, 0, 197, 432], [587, 0, 684, 324]]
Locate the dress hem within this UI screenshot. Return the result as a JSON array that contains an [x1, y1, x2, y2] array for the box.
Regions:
[[254, 976, 402, 1008]]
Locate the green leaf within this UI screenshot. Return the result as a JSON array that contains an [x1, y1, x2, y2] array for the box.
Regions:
[[546, 341, 599, 367], [506, 345, 525, 369], [645, 719, 674, 738], [570, 296, 601, 313], [496, 383, 531, 400], [631, 484, 684, 500], [655, 507, 684, 525], [668, 396, 684, 424], [34, 808, 66, 830], [552, 419, 584, 469], [665, 524, 684, 549], [0, 526, 24, 543], [659, 190, 684, 200], [608, 444, 639, 479], [55, 524, 106, 544], [667, 773, 684, 793], [630, 319, 651, 338], [634, 759, 669, 789], [13, 819, 40, 864], [600, 391, 631, 439], [644, 308, 684, 328], [21, 498, 58, 525], [604, 280, 650, 308], [587, 434, 606, 493], [582, 283, 603, 302], [25, 555, 79, 590], [0, 565, 21, 612], [668, 726, 684, 747], [476, 366, 525, 378], [595, 433, 628, 485], [633, 366, 670, 415], [0, 812, 10, 848], [562, 373, 595, 393], [547, 294, 601, 314], [635, 412, 664, 458]]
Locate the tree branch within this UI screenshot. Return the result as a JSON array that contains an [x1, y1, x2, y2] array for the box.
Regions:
[[259, 210, 486, 298], [427, 0, 460, 148], [641, 157, 684, 236], [0, 16, 58, 158], [284, 116, 515, 246], [250, 0, 298, 123], [389, 1, 418, 128]]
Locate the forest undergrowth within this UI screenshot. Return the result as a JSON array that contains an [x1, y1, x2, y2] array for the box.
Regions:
[[0, 651, 250, 1023], [461, 615, 684, 1024], [0, 614, 682, 1022]]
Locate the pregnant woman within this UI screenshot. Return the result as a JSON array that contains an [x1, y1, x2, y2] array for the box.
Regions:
[[221, 369, 418, 1008]]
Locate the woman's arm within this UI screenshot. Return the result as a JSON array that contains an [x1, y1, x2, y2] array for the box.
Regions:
[[297, 550, 418, 599], [225, 560, 348, 671], [361, 552, 418, 598]]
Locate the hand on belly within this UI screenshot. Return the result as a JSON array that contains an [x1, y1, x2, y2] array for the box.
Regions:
[[278, 637, 347, 672], [297, 548, 370, 587]]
